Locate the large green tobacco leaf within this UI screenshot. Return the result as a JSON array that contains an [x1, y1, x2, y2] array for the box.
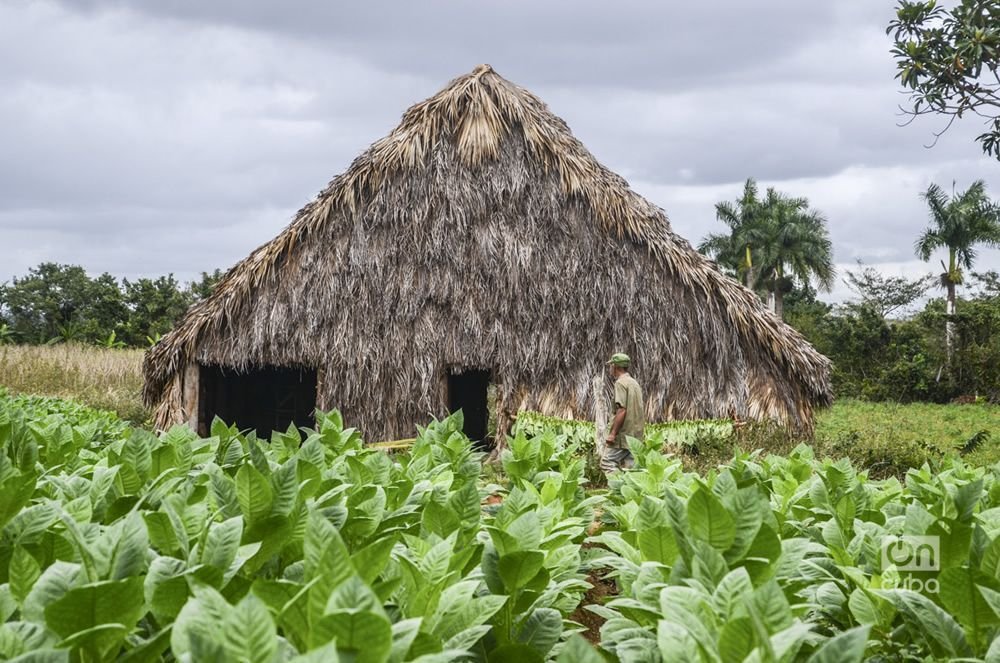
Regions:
[[149, 444, 177, 479], [108, 511, 150, 580], [657, 587, 718, 655], [288, 642, 340, 663], [979, 583, 1000, 619], [428, 581, 506, 643], [939, 567, 998, 644], [117, 626, 172, 663], [388, 618, 422, 662], [304, 514, 354, 625], [689, 539, 729, 588], [750, 581, 793, 633], [422, 498, 460, 538], [807, 626, 870, 663], [762, 622, 814, 661], [199, 516, 243, 576], [847, 588, 895, 629], [7, 649, 71, 662], [502, 511, 543, 552], [139, 507, 173, 551], [269, 459, 299, 518], [718, 617, 754, 663], [881, 589, 973, 658], [417, 538, 455, 588], [223, 595, 278, 663], [636, 525, 678, 566], [554, 635, 603, 663], [120, 430, 153, 489], [724, 490, 764, 560], [448, 481, 482, 532], [712, 568, 753, 619], [485, 642, 545, 663], [144, 556, 189, 623], [932, 520, 974, 570], [687, 486, 736, 551], [656, 620, 700, 662], [8, 546, 41, 606], [209, 470, 242, 520], [22, 562, 81, 624], [170, 585, 230, 660], [341, 487, 387, 543], [251, 579, 310, 650], [517, 608, 562, 656], [497, 550, 545, 593], [6, 503, 60, 548], [236, 463, 274, 526], [44, 577, 145, 659], [0, 583, 17, 621], [314, 610, 392, 662], [350, 536, 396, 585], [741, 523, 782, 584], [0, 620, 48, 659], [986, 636, 1000, 663], [0, 471, 37, 531], [170, 583, 281, 662]]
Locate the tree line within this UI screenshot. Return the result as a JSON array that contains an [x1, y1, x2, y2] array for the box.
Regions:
[[0, 265, 223, 347], [700, 177, 1000, 403], [787, 270, 1000, 403], [3, 174, 999, 405]]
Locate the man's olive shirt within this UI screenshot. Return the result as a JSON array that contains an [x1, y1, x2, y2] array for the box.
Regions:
[[612, 372, 645, 446]]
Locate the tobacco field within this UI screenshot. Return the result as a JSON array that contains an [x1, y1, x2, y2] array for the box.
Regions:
[[3, 392, 1000, 661]]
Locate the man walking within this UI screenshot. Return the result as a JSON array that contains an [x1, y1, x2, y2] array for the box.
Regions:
[[602, 352, 644, 472]]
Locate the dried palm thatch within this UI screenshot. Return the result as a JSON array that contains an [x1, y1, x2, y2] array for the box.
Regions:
[[144, 64, 832, 439]]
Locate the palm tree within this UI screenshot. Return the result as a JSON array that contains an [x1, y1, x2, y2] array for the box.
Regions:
[[0, 323, 15, 345], [749, 189, 836, 320], [701, 181, 836, 320], [699, 178, 762, 289], [915, 180, 1000, 365]]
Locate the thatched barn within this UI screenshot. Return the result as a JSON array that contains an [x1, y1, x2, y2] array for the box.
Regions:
[[143, 64, 832, 442]]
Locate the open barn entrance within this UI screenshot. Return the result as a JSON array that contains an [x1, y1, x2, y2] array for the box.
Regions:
[[198, 365, 317, 438], [448, 369, 491, 445]]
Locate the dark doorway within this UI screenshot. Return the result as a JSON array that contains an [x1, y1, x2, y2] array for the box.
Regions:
[[199, 364, 317, 438], [447, 369, 491, 444]]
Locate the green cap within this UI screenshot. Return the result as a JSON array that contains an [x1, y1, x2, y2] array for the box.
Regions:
[[606, 353, 630, 367]]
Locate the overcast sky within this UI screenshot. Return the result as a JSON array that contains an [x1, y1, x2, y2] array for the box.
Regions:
[[2, 0, 999, 303]]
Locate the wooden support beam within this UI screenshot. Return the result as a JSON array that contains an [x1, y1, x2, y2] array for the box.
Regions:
[[182, 362, 199, 432]]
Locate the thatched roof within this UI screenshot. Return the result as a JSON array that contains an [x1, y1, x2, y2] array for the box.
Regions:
[[144, 64, 832, 438]]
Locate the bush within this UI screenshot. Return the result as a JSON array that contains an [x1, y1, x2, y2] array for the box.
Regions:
[[787, 292, 1000, 403]]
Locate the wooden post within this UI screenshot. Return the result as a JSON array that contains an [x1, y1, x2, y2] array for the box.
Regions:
[[594, 375, 608, 461], [182, 362, 200, 432]]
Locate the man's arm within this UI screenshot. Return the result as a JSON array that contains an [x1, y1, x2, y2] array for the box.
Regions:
[[606, 405, 626, 444]]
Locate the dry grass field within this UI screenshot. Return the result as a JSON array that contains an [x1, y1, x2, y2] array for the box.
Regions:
[[0, 344, 147, 422]]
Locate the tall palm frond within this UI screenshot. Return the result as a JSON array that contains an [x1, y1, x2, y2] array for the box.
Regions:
[[915, 179, 1000, 369], [916, 180, 1000, 278], [698, 232, 741, 278], [700, 178, 762, 288], [748, 191, 835, 291]]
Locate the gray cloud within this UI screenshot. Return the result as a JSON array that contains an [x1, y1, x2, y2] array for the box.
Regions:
[[2, 0, 998, 297], [51, 0, 848, 88]]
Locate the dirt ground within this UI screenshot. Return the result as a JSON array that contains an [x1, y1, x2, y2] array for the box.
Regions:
[[570, 567, 618, 643]]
